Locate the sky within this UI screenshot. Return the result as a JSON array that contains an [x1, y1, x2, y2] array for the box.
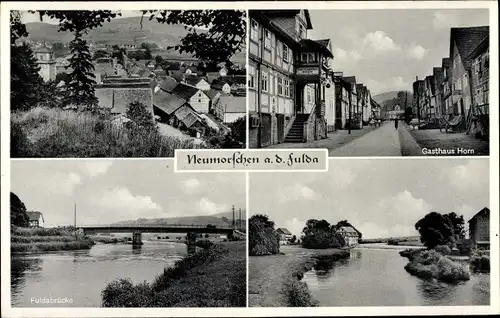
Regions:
[[11, 160, 246, 227], [308, 9, 489, 95], [20, 10, 143, 24], [249, 159, 490, 239]]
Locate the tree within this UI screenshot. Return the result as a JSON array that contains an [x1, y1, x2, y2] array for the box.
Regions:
[[112, 45, 127, 68], [11, 192, 29, 227], [126, 101, 156, 130], [415, 212, 455, 249], [444, 212, 466, 240], [249, 214, 280, 256], [205, 234, 209, 238], [141, 43, 153, 60], [301, 219, 333, 249], [290, 235, 297, 244], [141, 10, 246, 67], [52, 42, 67, 57], [155, 55, 164, 64]]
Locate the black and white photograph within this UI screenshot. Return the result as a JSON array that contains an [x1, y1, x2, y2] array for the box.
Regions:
[[248, 9, 490, 156], [10, 160, 246, 307], [248, 159, 490, 307], [10, 9, 247, 158]]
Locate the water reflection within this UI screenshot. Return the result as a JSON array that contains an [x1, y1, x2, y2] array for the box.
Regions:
[[302, 247, 490, 306]]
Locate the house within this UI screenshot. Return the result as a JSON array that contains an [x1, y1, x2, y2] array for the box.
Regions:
[[35, 46, 56, 82], [335, 226, 360, 247], [27, 211, 44, 228], [153, 89, 188, 123], [172, 83, 211, 114], [468, 207, 490, 250], [158, 76, 179, 94], [432, 67, 445, 118], [412, 79, 425, 120], [210, 79, 232, 94], [468, 36, 489, 139], [343, 76, 361, 129], [182, 76, 211, 91], [441, 58, 453, 116], [222, 75, 247, 93], [448, 26, 489, 118], [276, 228, 293, 244], [334, 73, 351, 129], [95, 78, 154, 116], [205, 89, 222, 119], [55, 57, 70, 74], [206, 72, 221, 84], [219, 65, 228, 77], [219, 96, 246, 123]]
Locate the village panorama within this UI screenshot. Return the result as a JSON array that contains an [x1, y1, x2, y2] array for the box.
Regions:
[[10, 10, 247, 157]]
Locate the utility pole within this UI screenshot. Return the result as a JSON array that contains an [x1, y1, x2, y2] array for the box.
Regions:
[[348, 89, 352, 134], [416, 76, 420, 123], [232, 205, 235, 229], [74, 203, 77, 239], [238, 208, 242, 229]]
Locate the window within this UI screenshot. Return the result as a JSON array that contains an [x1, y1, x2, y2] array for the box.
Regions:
[[283, 44, 288, 62], [284, 79, 290, 97], [251, 20, 259, 41], [278, 77, 283, 95], [248, 67, 255, 88], [276, 39, 282, 57], [299, 24, 305, 39], [261, 72, 268, 92], [307, 87, 312, 103], [264, 30, 271, 49], [198, 99, 201, 103]]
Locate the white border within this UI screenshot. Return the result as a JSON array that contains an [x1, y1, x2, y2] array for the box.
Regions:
[[1, 1, 499, 317]]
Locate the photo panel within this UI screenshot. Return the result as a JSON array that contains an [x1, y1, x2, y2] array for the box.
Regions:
[[248, 158, 490, 307], [10, 159, 247, 307], [10, 9, 247, 158], [247, 9, 490, 157]]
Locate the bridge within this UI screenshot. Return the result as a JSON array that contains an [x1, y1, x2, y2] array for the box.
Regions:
[[79, 224, 244, 255]]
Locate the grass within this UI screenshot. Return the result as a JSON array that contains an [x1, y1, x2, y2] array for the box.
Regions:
[[11, 107, 210, 158], [404, 249, 470, 282], [101, 241, 246, 307], [87, 235, 130, 244], [249, 246, 349, 307], [11, 226, 95, 253]]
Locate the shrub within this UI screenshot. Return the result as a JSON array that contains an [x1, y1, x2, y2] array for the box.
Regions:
[[101, 278, 153, 307], [249, 215, 280, 256], [434, 244, 452, 256], [470, 250, 490, 272], [404, 249, 470, 281], [282, 280, 318, 307]]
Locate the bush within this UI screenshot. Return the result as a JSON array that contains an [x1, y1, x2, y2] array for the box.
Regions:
[[249, 215, 280, 256], [404, 250, 470, 281], [434, 245, 452, 256], [470, 250, 490, 272], [11, 239, 95, 253]]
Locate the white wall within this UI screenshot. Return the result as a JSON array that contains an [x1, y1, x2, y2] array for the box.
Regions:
[[189, 91, 211, 113], [224, 112, 246, 123]]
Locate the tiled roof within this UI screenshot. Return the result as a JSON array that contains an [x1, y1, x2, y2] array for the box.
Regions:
[[211, 79, 229, 90], [153, 90, 187, 115], [184, 76, 205, 87], [160, 76, 178, 93], [205, 89, 221, 100], [95, 83, 153, 115], [342, 76, 356, 85], [172, 83, 200, 100], [450, 26, 489, 71], [221, 75, 246, 85], [35, 46, 52, 53], [468, 207, 490, 223], [218, 96, 246, 113], [315, 39, 330, 48], [338, 226, 359, 235], [27, 211, 44, 222], [467, 36, 489, 60], [277, 228, 292, 235]]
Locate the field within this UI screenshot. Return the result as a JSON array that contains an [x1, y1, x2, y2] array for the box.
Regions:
[[11, 107, 209, 158], [249, 245, 349, 307], [11, 227, 95, 253]]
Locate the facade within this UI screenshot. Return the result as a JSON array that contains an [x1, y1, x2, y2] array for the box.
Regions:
[[468, 207, 490, 249], [249, 10, 335, 148], [35, 46, 56, 82], [172, 83, 211, 114], [183, 77, 211, 91], [27, 211, 44, 228], [343, 77, 361, 129], [219, 96, 246, 123], [211, 80, 232, 94], [441, 58, 453, 116], [335, 226, 360, 247], [432, 67, 445, 118], [469, 36, 489, 114], [276, 228, 294, 244], [412, 79, 425, 119], [334, 74, 351, 129]]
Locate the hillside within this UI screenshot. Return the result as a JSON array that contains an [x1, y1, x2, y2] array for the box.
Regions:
[[374, 91, 413, 118], [111, 209, 247, 228], [372, 91, 402, 103], [23, 16, 246, 64]]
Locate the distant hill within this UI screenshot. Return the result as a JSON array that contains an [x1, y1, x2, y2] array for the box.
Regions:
[[374, 91, 413, 118], [23, 17, 246, 64], [111, 209, 246, 228]]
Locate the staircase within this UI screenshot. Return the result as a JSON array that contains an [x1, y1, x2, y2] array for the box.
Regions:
[[284, 114, 309, 143]]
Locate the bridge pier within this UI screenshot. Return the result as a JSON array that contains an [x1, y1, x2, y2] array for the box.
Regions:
[[132, 231, 143, 246], [186, 232, 197, 255]]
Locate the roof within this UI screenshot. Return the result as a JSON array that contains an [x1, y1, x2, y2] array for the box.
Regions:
[[442, 57, 452, 68], [205, 89, 221, 100], [298, 39, 333, 58], [315, 39, 331, 48], [27, 211, 44, 222], [35, 46, 52, 53], [211, 79, 229, 90], [172, 83, 201, 100], [260, 10, 312, 29], [467, 36, 489, 60], [468, 207, 490, 223], [154, 70, 167, 77], [276, 228, 292, 235], [450, 26, 489, 71], [337, 226, 359, 235], [221, 75, 246, 85], [95, 83, 153, 114], [153, 90, 187, 115], [184, 76, 206, 87], [218, 96, 246, 113], [160, 76, 179, 93]]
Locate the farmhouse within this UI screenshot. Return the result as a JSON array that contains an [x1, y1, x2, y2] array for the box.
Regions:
[[468, 207, 490, 250], [335, 226, 360, 247], [27, 211, 45, 228], [276, 228, 293, 245]]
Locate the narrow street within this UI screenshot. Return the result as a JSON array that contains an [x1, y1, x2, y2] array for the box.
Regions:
[[329, 121, 403, 156]]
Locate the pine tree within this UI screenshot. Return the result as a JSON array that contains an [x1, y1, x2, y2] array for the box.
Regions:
[[66, 33, 97, 108], [11, 44, 45, 111]]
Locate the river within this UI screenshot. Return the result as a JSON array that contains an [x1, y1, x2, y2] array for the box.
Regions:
[[302, 245, 490, 306], [11, 241, 187, 307]]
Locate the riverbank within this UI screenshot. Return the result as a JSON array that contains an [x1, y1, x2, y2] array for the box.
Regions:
[[11, 227, 95, 253], [101, 241, 246, 307], [249, 246, 350, 307]]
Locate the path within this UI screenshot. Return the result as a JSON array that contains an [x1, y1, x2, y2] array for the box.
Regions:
[[329, 121, 402, 156]]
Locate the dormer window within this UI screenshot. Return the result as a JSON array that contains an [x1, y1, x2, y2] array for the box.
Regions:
[[264, 29, 272, 49]]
